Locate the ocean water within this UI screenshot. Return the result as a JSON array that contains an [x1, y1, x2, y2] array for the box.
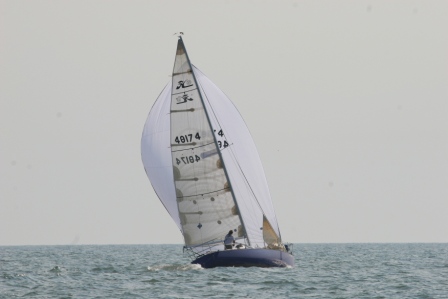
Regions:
[[1, 244, 447, 298]]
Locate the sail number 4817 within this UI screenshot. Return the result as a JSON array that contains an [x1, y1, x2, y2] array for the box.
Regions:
[[174, 133, 201, 144], [176, 155, 201, 165]]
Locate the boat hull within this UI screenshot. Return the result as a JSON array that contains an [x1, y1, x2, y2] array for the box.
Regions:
[[191, 248, 294, 268]]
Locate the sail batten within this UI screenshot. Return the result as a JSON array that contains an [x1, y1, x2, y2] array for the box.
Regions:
[[173, 71, 192, 76], [170, 109, 195, 113]]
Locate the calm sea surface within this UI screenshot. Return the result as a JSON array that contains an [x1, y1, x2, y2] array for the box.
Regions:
[[1, 244, 447, 298]]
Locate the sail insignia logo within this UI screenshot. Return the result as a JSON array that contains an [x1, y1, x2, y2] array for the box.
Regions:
[[176, 80, 193, 89], [176, 94, 194, 104]]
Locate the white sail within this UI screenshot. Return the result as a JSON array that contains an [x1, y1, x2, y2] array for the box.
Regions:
[[141, 38, 281, 250], [194, 67, 281, 248], [169, 39, 243, 247], [141, 82, 182, 230]]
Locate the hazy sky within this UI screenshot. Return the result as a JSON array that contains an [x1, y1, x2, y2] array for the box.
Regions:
[[1, 1, 447, 245]]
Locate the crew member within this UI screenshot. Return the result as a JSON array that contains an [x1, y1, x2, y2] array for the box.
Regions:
[[224, 230, 235, 250]]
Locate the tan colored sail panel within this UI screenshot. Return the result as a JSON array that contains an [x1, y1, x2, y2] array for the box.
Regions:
[[263, 215, 280, 247]]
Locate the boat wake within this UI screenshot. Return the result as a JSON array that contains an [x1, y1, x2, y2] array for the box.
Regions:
[[147, 263, 203, 272]]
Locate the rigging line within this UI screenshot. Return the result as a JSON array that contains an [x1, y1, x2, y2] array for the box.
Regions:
[[228, 148, 266, 219], [195, 73, 266, 243], [195, 71, 264, 211], [183, 47, 248, 246], [193, 68, 252, 211], [195, 68, 282, 239], [231, 144, 282, 241]]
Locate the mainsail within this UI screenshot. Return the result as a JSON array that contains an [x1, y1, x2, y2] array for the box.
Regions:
[[141, 37, 282, 252], [169, 38, 244, 247]]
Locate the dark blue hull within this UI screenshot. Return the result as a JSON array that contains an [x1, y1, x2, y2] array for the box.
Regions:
[[191, 248, 294, 268]]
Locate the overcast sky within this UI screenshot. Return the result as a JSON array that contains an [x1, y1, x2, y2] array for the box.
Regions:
[[1, 1, 447, 246]]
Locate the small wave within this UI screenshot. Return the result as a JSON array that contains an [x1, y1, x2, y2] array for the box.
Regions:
[[142, 278, 160, 283], [2, 273, 29, 280], [92, 266, 119, 273], [147, 263, 203, 272], [49, 266, 62, 273], [394, 283, 411, 290], [2, 273, 15, 279]]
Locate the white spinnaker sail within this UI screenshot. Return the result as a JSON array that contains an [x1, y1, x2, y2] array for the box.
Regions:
[[141, 38, 281, 249], [141, 82, 181, 230], [194, 67, 281, 247]]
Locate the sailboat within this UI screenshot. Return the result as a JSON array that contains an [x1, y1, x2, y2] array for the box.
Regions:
[[141, 37, 294, 268]]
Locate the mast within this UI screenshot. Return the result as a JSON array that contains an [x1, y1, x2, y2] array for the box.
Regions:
[[177, 36, 250, 246]]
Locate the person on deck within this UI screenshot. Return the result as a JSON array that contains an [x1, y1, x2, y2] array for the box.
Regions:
[[224, 230, 235, 250]]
